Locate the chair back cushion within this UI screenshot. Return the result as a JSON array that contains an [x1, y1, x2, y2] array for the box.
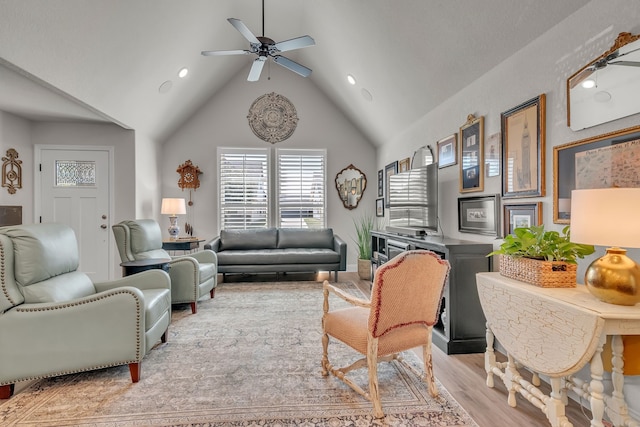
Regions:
[[0, 223, 95, 304], [113, 219, 169, 261], [277, 228, 334, 249], [368, 250, 450, 338], [0, 234, 24, 312], [219, 228, 278, 250]]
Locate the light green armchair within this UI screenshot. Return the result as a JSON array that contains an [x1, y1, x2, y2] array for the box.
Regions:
[[0, 223, 171, 399], [112, 219, 217, 314]]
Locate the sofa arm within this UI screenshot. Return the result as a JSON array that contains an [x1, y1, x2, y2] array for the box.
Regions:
[[204, 237, 220, 252], [333, 234, 347, 271], [173, 249, 217, 265], [0, 288, 146, 385], [94, 269, 171, 292]]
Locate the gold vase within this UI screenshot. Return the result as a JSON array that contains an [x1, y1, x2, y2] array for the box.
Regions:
[[584, 247, 640, 306]]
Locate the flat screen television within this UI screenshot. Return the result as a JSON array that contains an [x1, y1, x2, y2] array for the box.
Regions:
[[387, 163, 438, 235]]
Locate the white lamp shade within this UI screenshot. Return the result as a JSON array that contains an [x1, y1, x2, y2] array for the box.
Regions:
[[161, 198, 186, 215], [570, 188, 640, 248]]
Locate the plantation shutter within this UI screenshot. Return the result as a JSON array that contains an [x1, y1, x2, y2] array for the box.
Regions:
[[277, 149, 326, 228], [218, 148, 269, 230]]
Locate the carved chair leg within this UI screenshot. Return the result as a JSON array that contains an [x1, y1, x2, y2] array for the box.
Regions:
[[190, 302, 197, 314], [210, 288, 216, 298], [129, 363, 140, 383], [367, 336, 384, 418], [321, 331, 329, 376], [0, 384, 15, 399], [423, 339, 438, 397]]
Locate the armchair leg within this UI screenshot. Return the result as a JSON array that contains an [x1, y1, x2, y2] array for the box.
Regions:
[[190, 302, 197, 314], [367, 337, 384, 418], [0, 384, 15, 399], [210, 288, 215, 298], [129, 363, 140, 383], [161, 329, 168, 343]]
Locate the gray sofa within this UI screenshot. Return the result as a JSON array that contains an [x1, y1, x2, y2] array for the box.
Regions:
[[204, 228, 346, 281]]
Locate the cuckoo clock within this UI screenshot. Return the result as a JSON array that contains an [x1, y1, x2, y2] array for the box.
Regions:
[[177, 160, 202, 191]]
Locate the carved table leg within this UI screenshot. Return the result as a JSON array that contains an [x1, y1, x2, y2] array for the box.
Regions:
[[548, 377, 572, 427], [590, 336, 606, 427], [607, 335, 638, 427], [485, 322, 496, 388], [506, 354, 518, 407]]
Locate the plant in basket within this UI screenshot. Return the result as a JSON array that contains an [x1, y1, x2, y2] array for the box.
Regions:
[[487, 225, 595, 287]]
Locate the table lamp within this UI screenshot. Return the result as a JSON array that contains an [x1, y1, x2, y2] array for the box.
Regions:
[[570, 188, 640, 305], [161, 198, 186, 240]]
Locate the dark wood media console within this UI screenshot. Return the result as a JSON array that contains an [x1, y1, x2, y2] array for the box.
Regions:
[[371, 231, 492, 354]]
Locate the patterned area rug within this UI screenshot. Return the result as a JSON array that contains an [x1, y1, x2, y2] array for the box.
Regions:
[[1, 281, 478, 426]]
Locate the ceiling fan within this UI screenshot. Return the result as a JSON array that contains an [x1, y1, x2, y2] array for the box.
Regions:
[[570, 44, 640, 88], [201, 0, 315, 82]]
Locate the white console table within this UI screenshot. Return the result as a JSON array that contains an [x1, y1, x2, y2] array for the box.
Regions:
[[476, 272, 640, 427]]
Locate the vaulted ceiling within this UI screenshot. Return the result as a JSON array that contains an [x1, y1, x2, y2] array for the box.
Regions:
[[0, 0, 591, 147]]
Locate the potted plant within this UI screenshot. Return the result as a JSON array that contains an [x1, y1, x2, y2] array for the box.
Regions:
[[353, 213, 375, 280], [487, 225, 595, 288]]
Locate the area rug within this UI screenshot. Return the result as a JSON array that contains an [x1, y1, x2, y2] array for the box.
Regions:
[[1, 280, 478, 426]]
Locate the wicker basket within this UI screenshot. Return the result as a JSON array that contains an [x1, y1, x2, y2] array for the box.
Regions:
[[499, 255, 577, 288]]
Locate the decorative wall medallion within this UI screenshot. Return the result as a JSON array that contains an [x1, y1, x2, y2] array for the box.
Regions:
[[247, 92, 299, 143], [2, 148, 22, 195]]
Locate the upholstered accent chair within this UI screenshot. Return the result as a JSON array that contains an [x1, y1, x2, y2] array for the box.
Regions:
[[0, 223, 171, 399], [321, 250, 450, 418], [113, 219, 217, 314]]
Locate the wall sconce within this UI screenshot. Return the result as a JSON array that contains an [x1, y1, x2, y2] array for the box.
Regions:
[[161, 198, 186, 240], [570, 188, 640, 305]]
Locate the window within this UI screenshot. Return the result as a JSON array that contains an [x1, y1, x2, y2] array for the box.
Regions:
[[218, 148, 326, 230], [277, 149, 326, 228], [218, 148, 269, 230]]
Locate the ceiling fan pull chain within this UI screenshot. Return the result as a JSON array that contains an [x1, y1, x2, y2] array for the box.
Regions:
[[262, 0, 265, 37]]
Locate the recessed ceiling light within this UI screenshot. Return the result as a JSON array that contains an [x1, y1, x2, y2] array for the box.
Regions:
[[581, 79, 596, 89], [178, 67, 189, 78], [347, 74, 356, 85], [361, 88, 373, 102], [159, 80, 173, 94]]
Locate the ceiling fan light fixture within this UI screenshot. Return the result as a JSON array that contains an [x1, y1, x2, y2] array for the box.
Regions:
[[581, 79, 596, 89], [347, 74, 356, 85], [178, 67, 189, 78]]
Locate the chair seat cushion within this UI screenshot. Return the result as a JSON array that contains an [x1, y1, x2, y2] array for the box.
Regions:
[[198, 262, 217, 282], [217, 249, 340, 265], [324, 307, 430, 356], [141, 288, 171, 330]]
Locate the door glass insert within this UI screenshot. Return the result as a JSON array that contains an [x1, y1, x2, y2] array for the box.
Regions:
[[55, 160, 96, 187]]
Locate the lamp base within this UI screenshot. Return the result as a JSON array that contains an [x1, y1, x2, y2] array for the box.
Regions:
[[584, 247, 640, 306], [168, 215, 180, 240]]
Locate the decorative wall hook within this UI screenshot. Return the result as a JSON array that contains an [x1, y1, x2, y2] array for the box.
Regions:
[[2, 148, 22, 195]]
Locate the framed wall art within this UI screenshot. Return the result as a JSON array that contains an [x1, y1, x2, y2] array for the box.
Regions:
[[458, 194, 499, 235], [398, 157, 411, 172], [503, 202, 542, 237], [384, 161, 398, 208], [377, 169, 384, 197], [376, 198, 384, 217], [501, 94, 546, 198], [485, 132, 501, 178], [459, 114, 484, 193], [437, 133, 457, 169], [553, 124, 640, 224]]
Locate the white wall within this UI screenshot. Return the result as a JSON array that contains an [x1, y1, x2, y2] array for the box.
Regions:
[[377, 0, 640, 416], [161, 64, 377, 270]]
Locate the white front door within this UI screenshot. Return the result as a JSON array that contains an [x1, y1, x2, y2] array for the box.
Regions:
[[36, 146, 113, 281]]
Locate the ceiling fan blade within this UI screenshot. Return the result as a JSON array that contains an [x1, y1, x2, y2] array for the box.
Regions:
[[608, 60, 640, 67], [247, 57, 266, 82], [201, 49, 251, 56], [228, 18, 260, 44], [273, 55, 312, 78], [569, 67, 595, 89], [274, 35, 315, 53]]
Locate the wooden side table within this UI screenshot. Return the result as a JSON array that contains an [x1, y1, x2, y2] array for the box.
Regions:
[[120, 258, 171, 276], [162, 238, 204, 254]]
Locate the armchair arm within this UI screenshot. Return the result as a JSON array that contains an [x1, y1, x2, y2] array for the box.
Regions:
[[323, 280, 370, 309], [0, 288, 146, 384], [172, 249, 217, 264], [333, 234, 347, 271], [204, 237, 220, 252], [94, 269, 171, 292]]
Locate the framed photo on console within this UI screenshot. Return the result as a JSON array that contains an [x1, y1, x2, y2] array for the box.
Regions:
[[503, 202, 542, 237], [458, 194, 499, 235], [501, 94, 546, 199], [459, 114, 484, 193]]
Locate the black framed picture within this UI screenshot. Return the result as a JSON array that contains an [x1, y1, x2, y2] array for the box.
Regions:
[[376, 198, 384, 217], [377, 169, 384, 197], [503, 202, 542, 237], [458, 194, 500, 235], [384, 161, 398, 208], [459, 114, 484, 193], [437, 133, 457, 169]]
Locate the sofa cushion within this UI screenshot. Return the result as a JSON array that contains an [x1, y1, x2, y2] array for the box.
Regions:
[[220, 228, 278, 250], [277, 228, 334, 249], [216, 248, 340, 265]]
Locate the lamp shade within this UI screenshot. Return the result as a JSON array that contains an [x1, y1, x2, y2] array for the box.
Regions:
[[570, 188, 640, 248], [161, 198, 186, 215]]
